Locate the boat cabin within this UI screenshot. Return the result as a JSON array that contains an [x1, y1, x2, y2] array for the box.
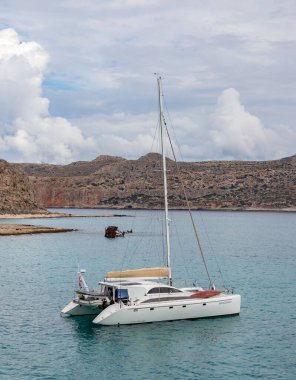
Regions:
[[98, 280, 187, 305]]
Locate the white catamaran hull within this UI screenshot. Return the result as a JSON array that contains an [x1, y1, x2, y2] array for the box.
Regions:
[[61, 301, 103, 316], [92, 294, 241, 325], [62, 78, 242, 327]]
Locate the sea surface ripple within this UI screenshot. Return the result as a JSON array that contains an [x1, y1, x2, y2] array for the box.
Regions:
[[0, 209, 295, 379]]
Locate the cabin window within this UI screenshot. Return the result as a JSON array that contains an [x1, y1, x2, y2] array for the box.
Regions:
[[147, 287, 182, 294], [115, 289, 129, 300]]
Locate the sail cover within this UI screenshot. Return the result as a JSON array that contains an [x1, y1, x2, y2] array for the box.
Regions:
[[105, 267, 170, 281]]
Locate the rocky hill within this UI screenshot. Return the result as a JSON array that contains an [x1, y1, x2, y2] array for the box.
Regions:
[[0, 160, 44, 214], [19, 153, 296, 210]]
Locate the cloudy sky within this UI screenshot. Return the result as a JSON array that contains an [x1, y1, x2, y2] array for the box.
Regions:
[[0, 0, 295, 164]]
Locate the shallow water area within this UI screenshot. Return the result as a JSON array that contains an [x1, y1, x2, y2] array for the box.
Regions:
[[0, 209, 295, 379]]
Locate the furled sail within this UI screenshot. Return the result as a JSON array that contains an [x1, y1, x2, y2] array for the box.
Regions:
[[105, 267, 170, 281]]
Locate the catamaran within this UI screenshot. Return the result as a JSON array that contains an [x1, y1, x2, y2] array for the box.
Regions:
[[61, 76, 241, 325]]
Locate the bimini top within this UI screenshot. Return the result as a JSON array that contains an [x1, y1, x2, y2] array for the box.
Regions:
[[105, 267, 170, 281]]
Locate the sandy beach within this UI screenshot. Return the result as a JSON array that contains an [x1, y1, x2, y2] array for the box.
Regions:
[[0, 212, 131, 219], [0, 211, 130, 235], [0, 223, 75, 235], [0, 212, 74, 235], [0, 212, 72, 219]]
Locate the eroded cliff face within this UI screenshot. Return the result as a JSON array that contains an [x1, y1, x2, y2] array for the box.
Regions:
[[19, 153, 296, 210], [0, 159, 44, 214]]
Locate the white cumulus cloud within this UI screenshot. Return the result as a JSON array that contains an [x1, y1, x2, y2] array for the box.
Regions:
[[211, 88, 281, 160], [0, 28, 95, 163]]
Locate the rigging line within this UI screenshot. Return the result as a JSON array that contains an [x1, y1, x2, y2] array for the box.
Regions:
[[163, 121, 214, 289], [150, 76, 164, 154], [119, 212, 137, 270], [125, 216, 152, 266], [119, 121, 161, 270], [163, 100, 231, 289], [155, 142, 167, 266], [147, 121, 167, 267], [119, 215, 152, 270], [150, 116, 160, 154], [122, 210, 164, 269], [170, 213, 197, 286], [158, 77, 171, 281], [163, 98, 183, 162], [197, 211, 232, 289]]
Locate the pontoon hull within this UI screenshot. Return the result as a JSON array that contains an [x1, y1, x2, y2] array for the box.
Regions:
[[61, 301, 103, 316], [92, 294, 241, 325]]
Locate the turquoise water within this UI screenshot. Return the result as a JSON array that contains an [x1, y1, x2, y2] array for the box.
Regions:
[[0, 209, 295, 379]]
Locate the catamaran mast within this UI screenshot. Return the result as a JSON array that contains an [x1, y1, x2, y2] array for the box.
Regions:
[[157, 76, 172, 286], [156, 76, 214, 290]]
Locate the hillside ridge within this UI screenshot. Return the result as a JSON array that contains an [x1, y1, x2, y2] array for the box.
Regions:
[[17, 153, 296, 210], [0, 160, 44, 214]]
